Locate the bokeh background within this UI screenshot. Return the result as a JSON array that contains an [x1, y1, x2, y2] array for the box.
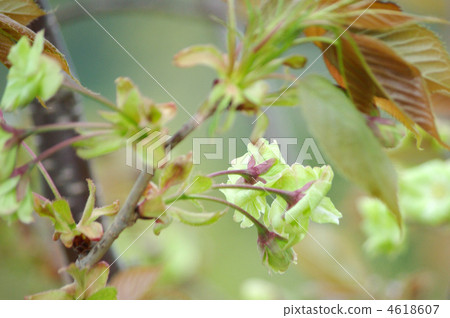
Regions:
[[0, 0, 449, 299]]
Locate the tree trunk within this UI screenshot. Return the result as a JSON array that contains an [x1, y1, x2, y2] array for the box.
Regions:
[[29, 0, 119, 275]]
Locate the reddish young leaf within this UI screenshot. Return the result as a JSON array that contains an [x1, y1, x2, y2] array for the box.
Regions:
[[0, 0, 45, 25], [430, 91, 450, 118], [339, 1, 415, 30], [304, 26, 380, 115], [372, 25, 450, 95], [317, 0, 442, 30], [305, 25, 449, 148], [110, 267, 160, 300], [351, 33, 448, 148]]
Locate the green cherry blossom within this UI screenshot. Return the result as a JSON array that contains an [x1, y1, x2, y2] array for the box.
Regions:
[[220, 139, 289, 227], [400, 160, 450, 225], [359, 198, 405, 256]]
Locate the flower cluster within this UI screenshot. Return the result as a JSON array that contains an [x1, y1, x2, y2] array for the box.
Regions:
[[220, 139, 342, 272], [173, 1, 310, 135]]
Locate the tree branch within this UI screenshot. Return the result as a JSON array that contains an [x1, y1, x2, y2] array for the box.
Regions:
[[76, 109, 212, 269]]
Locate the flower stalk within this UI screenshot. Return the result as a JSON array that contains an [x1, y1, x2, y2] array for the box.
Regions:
[[21, 142, 62, 199], [180, 194, 269, 234]]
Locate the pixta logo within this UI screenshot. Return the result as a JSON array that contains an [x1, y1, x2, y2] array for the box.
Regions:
[[192, 137, 325, 165], [126, 128, 171, 174]]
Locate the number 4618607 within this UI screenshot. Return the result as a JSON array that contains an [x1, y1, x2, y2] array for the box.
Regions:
[[387, 305, 439, 315]]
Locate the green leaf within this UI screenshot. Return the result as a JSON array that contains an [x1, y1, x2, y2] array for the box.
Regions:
[[185, 175, 212, 194], [250, 112, 269, 144], [310, 197, 342, 225], [74, 132, 124, 159], [282, 54, 307, 69], [0, 13, 71, 74], [298, 75, 402, 225], [87, 287, 118, 300], [27, 262, 113, 300], [0, 31, 63, 111], [73, 262, 110, 299], [115, 77, 141, 124], [25, 290, 73, 300], [90, 200, 120, 220], [79, 178, 96, 225], [0, 175, 33, 223], [16, 186, 33, 223], [171, 207, 226, 226], [52, 199, 75, 227], [0, 126, 18, 181], [33, 196, 77, 247], [173, 45, 226, 75], [0, 176, 20, 215], [76, 179, 119, 239]]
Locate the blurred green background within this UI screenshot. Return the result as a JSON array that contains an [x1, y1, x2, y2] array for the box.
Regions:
[[0, 0, 449, 299]]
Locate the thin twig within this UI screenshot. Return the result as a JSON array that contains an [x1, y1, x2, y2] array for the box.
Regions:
[[76, 108, 212, 269], [26, 131, 107, 167], [21, 142, 62, 199], [21, 122, 112, 140]]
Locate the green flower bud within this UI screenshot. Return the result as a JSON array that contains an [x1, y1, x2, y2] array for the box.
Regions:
[[266, 165, 340, 244], [221, 139, 289, 227], [257, 231, 297, 273], [400, 160, 450, 225]]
